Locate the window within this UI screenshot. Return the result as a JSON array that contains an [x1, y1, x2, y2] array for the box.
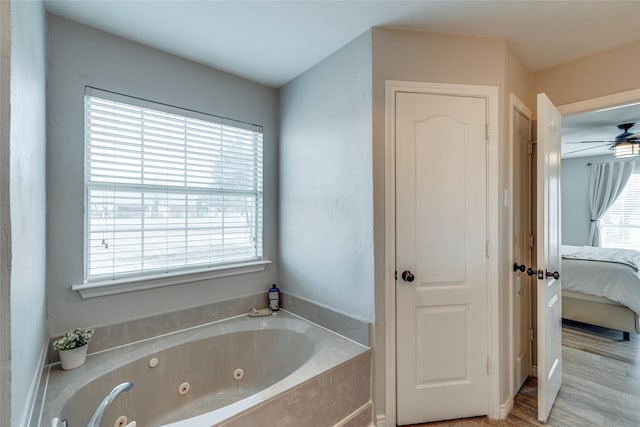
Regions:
[[601, 163, 640, 251], [84, 88, 263, 283]]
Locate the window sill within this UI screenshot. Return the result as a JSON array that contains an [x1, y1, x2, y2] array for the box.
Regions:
[[72, 260, 272, 299]]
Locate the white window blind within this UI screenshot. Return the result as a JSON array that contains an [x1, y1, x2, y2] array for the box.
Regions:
[[84, 88, 263, 281], [601, 164, 640, 251]]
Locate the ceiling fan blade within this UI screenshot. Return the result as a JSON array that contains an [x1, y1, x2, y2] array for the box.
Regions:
[[627, 132, 640, 139], [564, 143, 613, 155], [565, 140, 617, 144]]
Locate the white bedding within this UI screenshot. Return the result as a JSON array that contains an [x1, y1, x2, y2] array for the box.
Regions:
[[561, 245, 640, 315], [561, 245, 640, 272]]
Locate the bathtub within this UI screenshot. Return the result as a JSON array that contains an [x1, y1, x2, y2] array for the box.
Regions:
[[39, 311, 371, 426]]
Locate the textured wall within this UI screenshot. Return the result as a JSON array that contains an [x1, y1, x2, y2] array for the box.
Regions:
[[46, 15, 279, 334], [534, 40, 640, 106], [9, 1, 48, 425], [0, 2, 11, 425], [279, 31, 374, 322]]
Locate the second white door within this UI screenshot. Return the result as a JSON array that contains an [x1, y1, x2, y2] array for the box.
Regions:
[[536, 93, 563, 422], [396, 91, 489, 425]]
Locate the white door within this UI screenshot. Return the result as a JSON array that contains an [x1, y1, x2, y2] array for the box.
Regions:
[[513, 106, 532, 392], [536, 93, 562, 423], [396, 92, 488, 425]]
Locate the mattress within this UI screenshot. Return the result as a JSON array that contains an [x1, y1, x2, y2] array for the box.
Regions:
[[563, 290, 626, 306], [561, 245, 640, 315]]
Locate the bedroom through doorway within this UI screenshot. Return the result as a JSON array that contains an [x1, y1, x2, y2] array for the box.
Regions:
[[511, 89, 640, 425], [559, 93, 640, 341]]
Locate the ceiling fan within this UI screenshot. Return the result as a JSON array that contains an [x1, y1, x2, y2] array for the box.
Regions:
[[565, 123, 640, 158]]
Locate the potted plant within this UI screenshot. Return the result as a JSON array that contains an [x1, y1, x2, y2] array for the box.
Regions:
[[53, 327, 95, 370]]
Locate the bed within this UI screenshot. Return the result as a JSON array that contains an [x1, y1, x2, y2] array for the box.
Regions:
[[561, 245, 640, 340]]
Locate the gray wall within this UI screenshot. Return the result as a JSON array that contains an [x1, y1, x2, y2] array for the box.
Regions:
[[0, 2, 11, 425], [46, 15, 279, 334], [8, 1, 48, 425], [279, 31, 374, 322], [561, 154, 610, 246]]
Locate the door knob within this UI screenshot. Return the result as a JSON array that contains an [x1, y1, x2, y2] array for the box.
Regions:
[[546, 270, 560, 280], [401, 270, 415, 282], [526, 268, 545, 279], [513, 263, 526, 272]]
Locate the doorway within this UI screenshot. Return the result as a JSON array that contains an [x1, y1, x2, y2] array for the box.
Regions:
[[511, 88, 640, 424], [395, 91, 488, 424], [384, 80, 501, 425], [510, 95, 533, 396]]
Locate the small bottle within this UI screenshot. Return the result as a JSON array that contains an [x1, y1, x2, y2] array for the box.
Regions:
[[268, 284, 280, 311]]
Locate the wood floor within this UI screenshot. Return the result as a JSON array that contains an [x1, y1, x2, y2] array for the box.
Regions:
[[409, 320, 640, 427]]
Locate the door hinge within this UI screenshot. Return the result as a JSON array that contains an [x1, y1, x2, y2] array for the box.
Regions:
[[486, 356, 492, 375], [528, 140, 534, 155], [485, 240, 490, 258], [529, 328, 534, 342], [528, 234, 534, 248], [394, 270, 397, 281]]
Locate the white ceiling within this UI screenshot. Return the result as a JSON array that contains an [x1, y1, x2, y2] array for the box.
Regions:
[[45, 0, 640, 88], [44, 0, 640, 159]]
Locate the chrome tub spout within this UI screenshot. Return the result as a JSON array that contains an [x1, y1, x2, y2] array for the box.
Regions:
[[86, 382, 133, 427]]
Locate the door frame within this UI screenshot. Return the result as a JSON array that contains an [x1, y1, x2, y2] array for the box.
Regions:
[[557, 88, 640, 116], [507, 94, 533, 406], [501, 88, 640, 421], [384, 81, 500, 425]]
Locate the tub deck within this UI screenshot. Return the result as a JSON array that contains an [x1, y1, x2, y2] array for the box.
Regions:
[[37, 311, 370, 427]]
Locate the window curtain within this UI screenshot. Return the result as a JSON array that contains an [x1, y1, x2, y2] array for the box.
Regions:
[[588, 160, 636, 246]]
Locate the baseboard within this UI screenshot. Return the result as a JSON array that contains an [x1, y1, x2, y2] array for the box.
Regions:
[[375, 397, 514, 424], [499, 394, 514, 419], [531, 365, 538, 378], [334, 400, 373, 427], [21, 337, 48, 427]]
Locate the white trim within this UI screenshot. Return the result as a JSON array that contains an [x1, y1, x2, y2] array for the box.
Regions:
[[507, 94, 533, 414], [485, 84, 501, 421], [72, 260, 271, 298], [511, 94, 533, 120], [383, 81, 398, 427], [531, 365, 538, 378], [384, 81, 500, 424], [21, 338, 48, 427], [333, 400, 373, 427], [499, 394, 515, 419], [375, 414, 387, 427], [558, 88, 640, 116]]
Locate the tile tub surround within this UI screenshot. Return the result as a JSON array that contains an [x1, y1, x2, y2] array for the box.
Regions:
[[219, 351, 372, 427], [38, 311, 370, 426], [282, 292, 370, 346], [46, 292, 267, 364]]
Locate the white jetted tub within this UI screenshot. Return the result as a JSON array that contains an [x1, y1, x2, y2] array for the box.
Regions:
[[39, 311, 370, 426]]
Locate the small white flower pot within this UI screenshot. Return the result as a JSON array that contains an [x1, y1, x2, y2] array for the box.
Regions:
[[59, 344, 88, 370]]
